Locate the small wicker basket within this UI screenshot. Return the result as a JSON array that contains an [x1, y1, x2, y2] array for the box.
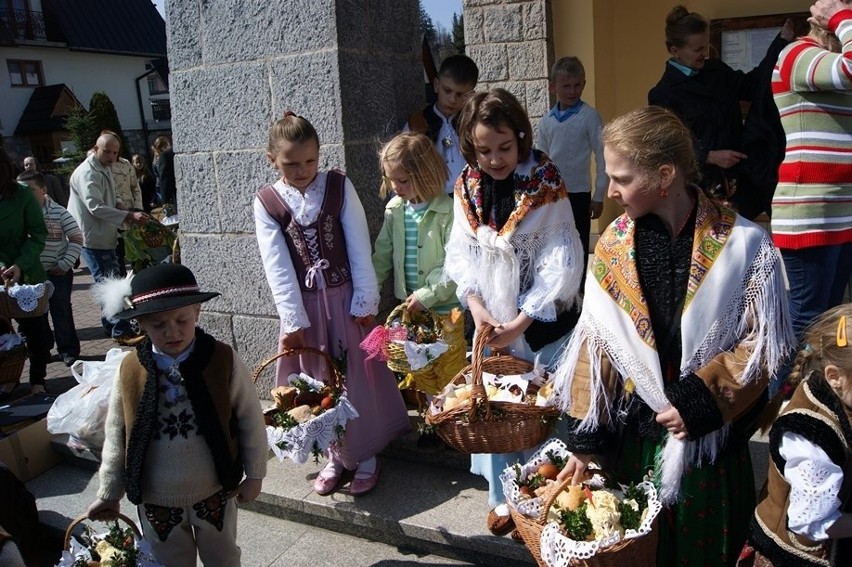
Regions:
[[0, 282, 50, 320], [63, 513, 143, 567], [253, 347, 356, 465], [0, 317, 26, 386], [424, 323, 560, 454], [384, 304, 443, 375]]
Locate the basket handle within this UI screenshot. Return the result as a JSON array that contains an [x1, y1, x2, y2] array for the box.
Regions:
[[466, 322, 495, 422], [252, 346, 344, 390], [537, 476, 574, 523], [386, 302, 441, 333], [63, 513, 142, 550]]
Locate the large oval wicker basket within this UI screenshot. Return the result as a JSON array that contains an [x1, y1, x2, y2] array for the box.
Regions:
[[518, 478, 660, 567], [424, 323, 560, 454]]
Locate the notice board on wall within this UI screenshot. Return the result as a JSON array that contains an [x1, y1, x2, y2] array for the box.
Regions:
[[709, 12, 810, 71]]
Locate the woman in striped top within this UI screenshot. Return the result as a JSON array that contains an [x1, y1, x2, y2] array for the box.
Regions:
[[372, 132, 464, 400], [771, 0, 852, 353]]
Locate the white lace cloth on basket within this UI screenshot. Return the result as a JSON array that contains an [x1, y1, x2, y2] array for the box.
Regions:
[[539, 480, 663, 566], [266, 373, 359, 465], [398, 339, 448, 370], [500, 438, 573, 519], [4, 281, 53, 313]]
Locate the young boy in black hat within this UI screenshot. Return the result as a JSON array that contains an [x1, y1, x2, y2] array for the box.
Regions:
[[86, 263, 267, 567]]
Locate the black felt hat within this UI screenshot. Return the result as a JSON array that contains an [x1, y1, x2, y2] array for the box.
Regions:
[[114, 263, 220, 320]]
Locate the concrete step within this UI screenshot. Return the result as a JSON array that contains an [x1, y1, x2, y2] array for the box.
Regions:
[[246, 446, 533, 566], [26, 464, 478, 566], [47, 415, 536, 566]]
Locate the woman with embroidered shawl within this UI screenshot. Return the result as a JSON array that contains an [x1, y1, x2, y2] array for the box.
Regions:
[[444, 88, 584, 536], [552, 106, 795, 566]]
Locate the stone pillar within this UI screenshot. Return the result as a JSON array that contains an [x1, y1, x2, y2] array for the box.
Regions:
[[463, 0, 554, 123], [164, 0, 422, 387]]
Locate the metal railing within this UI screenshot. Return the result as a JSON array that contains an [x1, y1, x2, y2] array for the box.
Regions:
[[0, 8, 48, 42]]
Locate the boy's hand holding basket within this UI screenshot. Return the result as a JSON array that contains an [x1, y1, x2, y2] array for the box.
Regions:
[[423, 323, 560, 454], [253, 347, 358, 465], [501, 439, 662, 567]]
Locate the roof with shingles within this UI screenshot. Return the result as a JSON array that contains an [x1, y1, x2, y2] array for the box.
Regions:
[[43, 0, 166, 57]]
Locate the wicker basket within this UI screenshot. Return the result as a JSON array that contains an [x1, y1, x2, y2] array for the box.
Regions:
[[0, 282, 50, 320], [63, 513, 143, 566], [520, 479, 660, 567], [384, 303, 443, 375], [0, 317, 26, 386], [253, 347, 357, 465], [385, 305, 467, 397], [423, 323, 560, 454]]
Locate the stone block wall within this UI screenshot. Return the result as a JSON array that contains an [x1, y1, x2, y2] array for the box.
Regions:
[[165, 0, 422, 373], [463, 0, 554, 123]]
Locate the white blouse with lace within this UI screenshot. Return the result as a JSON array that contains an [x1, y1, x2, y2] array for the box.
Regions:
[[254, 171, 380, 332], [779, 431, 844, 540], [444, 154, 583, 327]]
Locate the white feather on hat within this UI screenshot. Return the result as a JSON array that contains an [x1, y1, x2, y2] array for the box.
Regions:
[[93, 272, 134, 320]]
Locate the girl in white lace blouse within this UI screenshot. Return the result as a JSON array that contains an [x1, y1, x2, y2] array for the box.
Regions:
[[254, 112, 410, 497], [745, 303, 852, 566], [443, 89, 584, 537]]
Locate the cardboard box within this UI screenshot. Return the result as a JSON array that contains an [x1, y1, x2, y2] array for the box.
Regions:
[[0, 392, 55, 434], [0, 418, 61, 481]]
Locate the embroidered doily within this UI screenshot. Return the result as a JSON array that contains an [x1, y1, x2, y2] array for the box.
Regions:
[[3, 281, 53, 313], [265, 372, 359, 464]]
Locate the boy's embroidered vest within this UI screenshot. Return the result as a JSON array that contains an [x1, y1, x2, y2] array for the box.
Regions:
[[750, 377, 852, 566], [119, 332, 242, 504], [408, 104, 458, 145], [256, 171, 351, 291]]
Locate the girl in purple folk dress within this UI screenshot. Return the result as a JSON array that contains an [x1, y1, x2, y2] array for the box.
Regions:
[[254, 112, 410, 496]]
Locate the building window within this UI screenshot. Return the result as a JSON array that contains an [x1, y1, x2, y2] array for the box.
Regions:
[[150, 98, 171, 122], [146, 62, 167, 95], [7, 59, 43, 87]]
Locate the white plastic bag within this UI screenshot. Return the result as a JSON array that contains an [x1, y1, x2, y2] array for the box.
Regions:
[[47, 348, 130, 450]]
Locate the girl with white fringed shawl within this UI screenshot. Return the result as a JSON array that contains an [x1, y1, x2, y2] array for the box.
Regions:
[[444, 88, 584, 537], [551, 106, 795, 566]]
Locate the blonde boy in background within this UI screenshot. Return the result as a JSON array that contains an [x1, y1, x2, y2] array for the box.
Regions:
[[536, 56, 608, 271]]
